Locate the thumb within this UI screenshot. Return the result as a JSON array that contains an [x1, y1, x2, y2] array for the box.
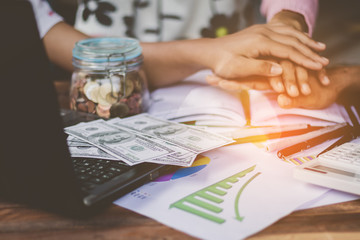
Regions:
[[237, 58, 283, 77]]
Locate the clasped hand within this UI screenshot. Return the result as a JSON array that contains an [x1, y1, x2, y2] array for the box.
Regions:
[[203, 17, 330, 109]]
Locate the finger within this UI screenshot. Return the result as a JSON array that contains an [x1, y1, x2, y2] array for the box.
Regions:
[[277, 94, 294, 108], [207, 74, 271, 91], [269, 76, 285, 93], [318, 69, 330, 86], [206, 75, 221, 86], [264, 24, 327, 51], [277, 92, 333, 110], [263, 31, 329, 66], [227, 57, 283, 78], [259, 40, 325, 70], [219, 79, 271, 91], [295, 65, 311, 95], [281, 60, 299, 97]]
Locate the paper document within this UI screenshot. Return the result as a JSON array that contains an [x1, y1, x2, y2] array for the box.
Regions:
[[115, 144, 329, 240]]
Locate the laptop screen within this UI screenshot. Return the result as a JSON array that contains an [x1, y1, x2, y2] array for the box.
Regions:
[[0, 1, 90, 216]]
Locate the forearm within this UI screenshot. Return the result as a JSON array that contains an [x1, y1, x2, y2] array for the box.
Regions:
[[42, 22, 88, 72], [141, 39, 212, 89], [327, 66, 360, 94]]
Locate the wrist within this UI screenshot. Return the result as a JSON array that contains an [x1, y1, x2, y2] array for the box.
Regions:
[[327, 66, 360, 94], [270, 10, 308, 33]]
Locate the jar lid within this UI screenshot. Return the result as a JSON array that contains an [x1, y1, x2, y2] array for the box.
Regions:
[[72, 37, 142, 63]]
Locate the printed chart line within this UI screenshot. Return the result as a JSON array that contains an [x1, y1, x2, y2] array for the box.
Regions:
[[234, 172, 261, 221], [170, 165, 259, 224]]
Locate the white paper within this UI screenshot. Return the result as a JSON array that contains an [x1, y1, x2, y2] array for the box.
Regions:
[[113, 70, 355, 239], [114, 144, 329, 240]]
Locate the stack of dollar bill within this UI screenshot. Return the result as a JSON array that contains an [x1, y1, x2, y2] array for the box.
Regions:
[[65, 113, 234, 167]]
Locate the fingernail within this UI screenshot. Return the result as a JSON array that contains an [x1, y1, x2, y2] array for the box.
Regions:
[[321, 57, 329, 65], [301, 83, 311, 95], [276, 82, 284, 92], [322, 75, 330, 85], [289, 85, 299, 97], [313, 62, 323, 69], [317, 42, 326, 48], [270, 65, 283, 75]]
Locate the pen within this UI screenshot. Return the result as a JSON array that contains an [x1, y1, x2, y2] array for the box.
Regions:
[[224, 124, 321, 144], [239, 90, 251, 126], [266, 123, 346, 152], [316, 126, 357, 157], [345, 104, 360, 128], [276, 123, 349, 159]]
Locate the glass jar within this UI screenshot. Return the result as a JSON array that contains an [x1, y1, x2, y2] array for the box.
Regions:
[[70, 37, 149, 118]]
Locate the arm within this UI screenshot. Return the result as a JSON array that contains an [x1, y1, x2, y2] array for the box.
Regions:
[[263, 1, 330, 97], [42, 22, 88, 72], [28, 0, 88, 72]]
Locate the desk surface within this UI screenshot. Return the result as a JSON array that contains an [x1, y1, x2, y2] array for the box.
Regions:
[[0, 198, 359, 240]]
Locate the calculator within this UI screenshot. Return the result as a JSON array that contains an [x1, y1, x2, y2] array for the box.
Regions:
[[293, 142, 360, 195]]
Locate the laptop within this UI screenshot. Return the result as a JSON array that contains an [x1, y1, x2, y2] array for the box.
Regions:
[[0, 1, 176, 217]]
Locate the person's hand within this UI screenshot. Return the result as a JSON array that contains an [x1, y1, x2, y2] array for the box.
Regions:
[[277, 70, 337, 109], [278, 66, 360, 109], [207, 66, 360, 110], [206, 74, 271, 91], [269, 60, 330, 97], [265, 11, 330, 97], [200, 23, 328, 81], [206, 71, 337, 109]]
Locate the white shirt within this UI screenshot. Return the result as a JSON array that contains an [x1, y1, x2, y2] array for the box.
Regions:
[[28, 0, 63, 38]]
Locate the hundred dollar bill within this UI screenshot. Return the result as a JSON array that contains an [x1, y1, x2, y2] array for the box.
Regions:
[[67, 127, 196, 167], [67, 136, 119, 160], [147, 152, 197, 167], [107, 113, 234, 153], [107, 116, 200, 166], [65, 119, 175, 166]]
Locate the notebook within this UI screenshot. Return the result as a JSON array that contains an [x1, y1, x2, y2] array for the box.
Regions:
[[0, 1, 176, 217]]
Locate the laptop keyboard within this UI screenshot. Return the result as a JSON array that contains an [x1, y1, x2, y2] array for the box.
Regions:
[[72, 158, 131, 192]]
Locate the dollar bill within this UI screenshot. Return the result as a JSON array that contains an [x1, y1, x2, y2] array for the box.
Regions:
[[107, 116, 200, 166], [65, 119, 175, 165], [67, 135, 196, 166], [147, 152, 197, 167], [67, 136, 120, 160], [107, 113, 234, 153]]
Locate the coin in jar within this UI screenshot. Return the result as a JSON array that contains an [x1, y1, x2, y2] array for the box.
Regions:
[[99, 82, 119, 105], [96, 104, 111, 118], [84, 81, 100, 103], [110, 102, 130, 118]]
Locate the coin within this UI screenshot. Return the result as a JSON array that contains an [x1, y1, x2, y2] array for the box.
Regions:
[[96, 104, 111, 118], [110, 102, 130, 118], [89, 85, 100, 103], [84, 81, 100, 103]]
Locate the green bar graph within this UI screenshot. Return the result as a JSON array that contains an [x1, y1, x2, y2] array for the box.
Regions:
[[170, 165, 260, 224]]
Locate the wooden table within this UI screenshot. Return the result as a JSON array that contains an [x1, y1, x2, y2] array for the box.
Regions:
[[2, 81, 356, 239], [0, 197, 359, 240]]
